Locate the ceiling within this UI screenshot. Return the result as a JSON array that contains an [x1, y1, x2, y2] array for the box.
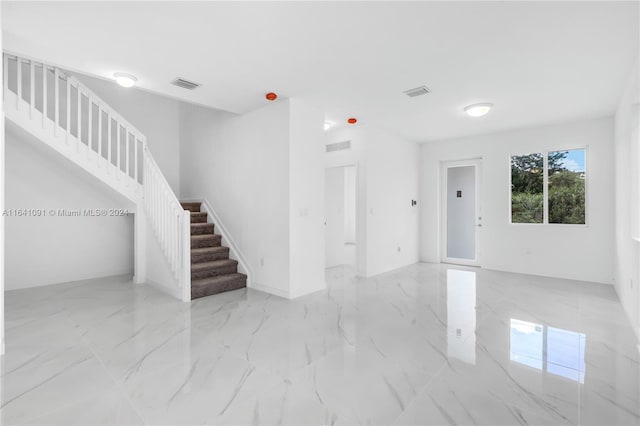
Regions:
[[3, 1, 638, 142]]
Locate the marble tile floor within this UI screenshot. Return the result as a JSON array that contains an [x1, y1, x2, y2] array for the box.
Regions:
[[1, 263, 638, 425]]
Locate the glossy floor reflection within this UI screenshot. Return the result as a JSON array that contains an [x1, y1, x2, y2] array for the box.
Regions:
[[1, 263, 639, 425]]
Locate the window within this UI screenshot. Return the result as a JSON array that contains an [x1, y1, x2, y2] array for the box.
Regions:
[[511, 148, 586, 224]]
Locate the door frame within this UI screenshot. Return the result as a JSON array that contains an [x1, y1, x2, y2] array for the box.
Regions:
[[324, 162, 362, 275], [440, 158, 483, 267]]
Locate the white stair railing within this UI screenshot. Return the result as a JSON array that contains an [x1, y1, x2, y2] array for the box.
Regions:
[[143, 147, 191, 300], [3, 52, 191, 300]]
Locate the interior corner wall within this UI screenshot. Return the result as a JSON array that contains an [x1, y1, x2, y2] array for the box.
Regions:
[[179, 100, 291, 297], [325, 125, 419, 277], [4, 125, 134, 290], [613, 57, 640, 339], [364, 127, 419, 276], [420, 117, 615, 285], [72, 74, 181, 196], [288, 99, 326, 298]]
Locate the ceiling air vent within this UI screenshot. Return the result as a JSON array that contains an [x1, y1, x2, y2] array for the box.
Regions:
[[326, 140, 351, 153], [171, 78, 202, 90], [403, 85, 431, 98]]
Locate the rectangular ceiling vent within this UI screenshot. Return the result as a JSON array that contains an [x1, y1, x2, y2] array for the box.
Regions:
[[403, 85, 431, 98], [171, 78, 202, 90], [326, 140, 351, 153]]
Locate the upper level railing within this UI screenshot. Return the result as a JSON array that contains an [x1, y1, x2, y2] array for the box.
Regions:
[[3, 53, 145, 186], [3, 52, 191, 300]]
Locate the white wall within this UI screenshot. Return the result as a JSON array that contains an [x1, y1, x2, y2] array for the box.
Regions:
[[325, 166, 345, 268], [613, 58, 640, 339], [344, 166, 356, 243], [365, 127, 419, 276], [446, 165, 476, 260], [73, 74, 182, 196], [326, 125, 419, 277], [420, 117, 615, 284], [289, 99, 326, 297], [5, 124, 134, 290], [179, 100, 291, 297]]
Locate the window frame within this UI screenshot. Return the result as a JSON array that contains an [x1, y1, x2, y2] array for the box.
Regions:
[[508, 146, 588, 227]]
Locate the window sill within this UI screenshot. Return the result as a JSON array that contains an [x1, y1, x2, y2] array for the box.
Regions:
[[509, 223, 589, 228]]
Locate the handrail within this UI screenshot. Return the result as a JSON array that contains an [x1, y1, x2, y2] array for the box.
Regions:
[[3, 52, 191, 300]]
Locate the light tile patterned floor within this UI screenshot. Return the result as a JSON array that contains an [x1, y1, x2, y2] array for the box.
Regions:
[[1, 263, 638, 425]]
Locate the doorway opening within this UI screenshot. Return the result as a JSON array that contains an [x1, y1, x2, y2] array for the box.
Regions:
[[325, 165, 357, 269], [440, 159, 482, 267]]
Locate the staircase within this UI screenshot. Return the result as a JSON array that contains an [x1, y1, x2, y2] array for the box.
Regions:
[[3, 52, 249, 301], [182, 202, 247, 299]]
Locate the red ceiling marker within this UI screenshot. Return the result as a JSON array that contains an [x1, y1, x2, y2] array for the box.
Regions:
[[265, 92, 278, 101], [347, 118, 357, 124]]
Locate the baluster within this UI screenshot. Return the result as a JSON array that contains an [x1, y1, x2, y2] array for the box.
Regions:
[[54, 68, 59, 136], [2, 55, 8, 103], [161, 188, 165, 251], [134, 136, 139, 186], [66, 76, 70, 144], [42, 64, 47, 128], [29, 60, 34, 119], [117, 123, 121, 179], [170, 209, 175, 272], [98, 107, 102, 167], [17, 58, 22, 110], [107, 115, 112, 173], [88, 100, 93, 159], [126, 131, 131, 184], [77, 87, 82, 151], [143, 154, 147, 204]]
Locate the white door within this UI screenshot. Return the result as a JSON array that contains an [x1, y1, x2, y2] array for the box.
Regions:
[[441, 159, 482, 266]]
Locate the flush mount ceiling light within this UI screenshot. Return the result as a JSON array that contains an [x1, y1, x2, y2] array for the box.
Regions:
[[113, 73, 137, 88], [464, 103, 493, 117], [324, 121, 334, 131]]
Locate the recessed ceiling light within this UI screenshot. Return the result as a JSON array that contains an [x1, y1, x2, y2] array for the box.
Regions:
[[324, 121, 334, 131], [114, 73, 137, 88], [464, 103, 493, 117]]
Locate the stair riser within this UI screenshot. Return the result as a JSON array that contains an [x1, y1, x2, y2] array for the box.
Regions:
[[191, 276, 247, 300], [191, 224, 215, 235], [191, 263, 238, 280], [190, 216, 207, 224], [191, 249, 229, 263], [181, 203, 201, 213], [191, 236, 221, 249]]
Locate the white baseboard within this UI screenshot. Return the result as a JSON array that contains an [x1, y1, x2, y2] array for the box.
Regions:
[[249, 280, 327, 300], [289, 281, 327, 299], [248, 282, 290, 299], [145, 279, 183, 301]]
